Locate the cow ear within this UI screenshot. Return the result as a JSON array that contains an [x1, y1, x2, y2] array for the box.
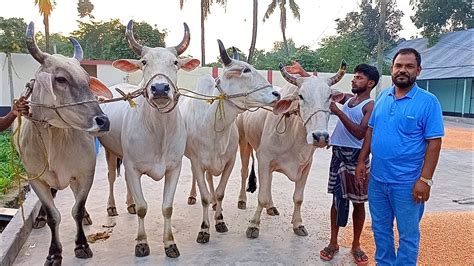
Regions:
[[331, 89, 344, 103], [112, 59, 141, 73], [180, 58, 200, 71], [90, 77, 113, 99], [272, 97, 296, 115]]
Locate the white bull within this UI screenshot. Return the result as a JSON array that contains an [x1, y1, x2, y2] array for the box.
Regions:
[[13, 22, 112, 266], [98, 20, 199, 258], [237, 62, 346, 239], [180, 40, 281, 244]]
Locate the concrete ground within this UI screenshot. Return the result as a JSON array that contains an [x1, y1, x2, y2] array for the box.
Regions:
[[11, 117, 474, 265]]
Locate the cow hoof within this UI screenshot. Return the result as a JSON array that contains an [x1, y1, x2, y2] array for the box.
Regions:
[[164, 244, 180, 258], [74, 244, 93, 258], [127, 204, 136, 214], [212, 203, 217, 211], [293, 225, 308, 236], [187, 196, 196, 205], [246, 227, 259, 239], [107, 207, 118, 216], [237, 201, 246, 209], [215, 222, 228, 233], [196, 231, 210, 243], [266, 207, 280, 216], [33, 217, 47, 229], [82, 215, 92, 226], [45, 254, 62, 266], [135, 243, 150, 257]]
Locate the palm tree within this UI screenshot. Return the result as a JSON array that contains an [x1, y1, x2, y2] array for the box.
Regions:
[[263, 0, 300, 57], [34, 0, 55, 54], [180, 0, 227, 65], [77, 0, 95, 18], [247, 0, 258, 64]]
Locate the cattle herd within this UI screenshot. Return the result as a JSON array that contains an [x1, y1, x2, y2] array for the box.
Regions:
[[12, 20, 346, 265]]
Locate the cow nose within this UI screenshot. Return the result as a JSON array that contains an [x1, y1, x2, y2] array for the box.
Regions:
[[95, 114, 110, 132], [151, 83, 170, 97], [312, 131, 329, 143], [272, 91, 281, 100]]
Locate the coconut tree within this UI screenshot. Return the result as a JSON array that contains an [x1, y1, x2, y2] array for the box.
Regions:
[[77, 0, 94, 18], [247, 0, 258, 63], [263, 0, 300, 57], [180, 0, 227, 65], [34, 0, 55, 53]]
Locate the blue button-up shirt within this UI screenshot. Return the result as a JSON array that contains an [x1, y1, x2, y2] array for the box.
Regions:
[[368, 84, 444, 183]]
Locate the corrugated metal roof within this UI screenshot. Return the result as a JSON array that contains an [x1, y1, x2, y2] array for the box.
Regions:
[[386, 29, 474, 80]]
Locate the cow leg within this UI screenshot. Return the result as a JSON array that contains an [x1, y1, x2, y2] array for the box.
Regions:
[[206, 171, 217, 211], [292, 164, 310, 236], [33, 188, 57, 229], [238, 141, 252, 210], [105, 150, 119, 216], [124, 166, 149, 257], [247, 163, 272, 239], [70, 181, 92, 226], [187, 176, 197, 205], [214, 160, 235, 233], [126, 185, 136, 214], [192, 163, 211, 244], [69, 176, 94, 259], [162, 166, 181, 258], [29, 181, 63, 265], [266, 171, 279, 216]]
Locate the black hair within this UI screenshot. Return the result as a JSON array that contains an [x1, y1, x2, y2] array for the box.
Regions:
[[354, 63, 380, 88], [392, 48, 422, 67]]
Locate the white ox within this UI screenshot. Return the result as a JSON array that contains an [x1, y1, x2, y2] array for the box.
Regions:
[[14, 22, 112, 265], [180, 40, 281, 244], [98, 20, 199, 258], [237, 62, 346, 239]]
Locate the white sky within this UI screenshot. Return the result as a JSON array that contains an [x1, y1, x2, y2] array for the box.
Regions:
[[1, 0, 419, 62]]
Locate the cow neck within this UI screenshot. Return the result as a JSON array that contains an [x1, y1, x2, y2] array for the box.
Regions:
[[208, 80, 241, 133], [137, 96, 179, 132]]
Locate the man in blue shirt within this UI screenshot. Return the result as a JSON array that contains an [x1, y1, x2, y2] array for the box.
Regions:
[[356, 48, 444, 265]]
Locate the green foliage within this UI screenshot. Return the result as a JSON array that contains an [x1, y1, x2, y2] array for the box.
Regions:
[[0, 132, 23, 194], [35, 32, 73, 56], [410, 0, 474, 46], [71, 19, 167, 60], [77, 0, 94, 18], [0, 17, 28, 53]]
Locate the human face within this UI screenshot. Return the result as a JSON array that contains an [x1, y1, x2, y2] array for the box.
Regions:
[[391, 53, 421, 89], [351, 72, 370, 94]]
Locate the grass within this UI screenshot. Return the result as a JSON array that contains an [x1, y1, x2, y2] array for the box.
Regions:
[[0, 131, 24, 195]]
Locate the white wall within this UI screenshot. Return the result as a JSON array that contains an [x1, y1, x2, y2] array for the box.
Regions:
[[0, 52, 392, 106]]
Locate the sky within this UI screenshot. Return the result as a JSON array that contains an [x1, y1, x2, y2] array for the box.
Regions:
[[1, 0, 419, 63]]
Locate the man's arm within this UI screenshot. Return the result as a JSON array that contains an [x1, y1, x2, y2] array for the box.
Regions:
[[0, 97, 29, 132], [412, 138, 442, 203], [355, 127, 372, 179], [0, 112, 17, 132], [330, 101, 374, 140]]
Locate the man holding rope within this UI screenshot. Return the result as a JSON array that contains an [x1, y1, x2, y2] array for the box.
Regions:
[[0, 97, 29, 131]]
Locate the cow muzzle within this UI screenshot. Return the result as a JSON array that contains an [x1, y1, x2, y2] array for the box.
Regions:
[[310, 131, 329, 147], [150, 82, 171, 98], [94, 114, 110, 132]]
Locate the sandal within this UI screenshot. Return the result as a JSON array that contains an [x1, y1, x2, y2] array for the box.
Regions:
[[320, 245, 339, 261], [352, 249, 369, 265]]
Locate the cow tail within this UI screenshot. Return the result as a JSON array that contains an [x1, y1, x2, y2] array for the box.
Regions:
[[246, 152, 257, 193], [117, 158, 122, 176]]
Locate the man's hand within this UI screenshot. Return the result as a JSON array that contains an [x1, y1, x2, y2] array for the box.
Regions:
[[285, 60, 311, 77], [412, 179, 431, 203], [12, 96, 30, 117], [355, 161, 367, 183], [330, 101, 342, 115]]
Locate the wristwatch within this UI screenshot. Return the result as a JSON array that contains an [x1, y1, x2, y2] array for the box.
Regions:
[[420, 177, 433, 186]]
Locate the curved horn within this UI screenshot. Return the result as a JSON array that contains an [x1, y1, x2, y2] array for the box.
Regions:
[[26, 22, 46, 64], [174, 22, 190, 55], [69, 37, 83, 62], [279, 63, 297, 86], [218, 39, 232, 66], [232, 47, 240, 60], [125, 20, 143, 56], [327, 60, 347, 86]]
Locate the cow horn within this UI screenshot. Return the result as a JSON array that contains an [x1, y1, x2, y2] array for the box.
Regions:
[[232, 47, 240, 60], [174, 22, 190, 55], [218, 39, 232, 66], [125, 20, 143, 56], [327, 60, 347, 86], [279, 63, 297, 86], [69, 37, 83, 62], [26, 22, 46, 64]]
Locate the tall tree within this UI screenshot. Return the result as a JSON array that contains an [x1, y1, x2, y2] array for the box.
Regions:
[[77, 0, 94, 18], [263, 0, 300, 57], [247, 0, 258, 64], [180, 0, 227, 65], [410, 0, 473, 46], [34, 0, 55, 54]]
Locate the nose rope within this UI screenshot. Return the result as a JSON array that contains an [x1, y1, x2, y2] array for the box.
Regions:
[[275, 106, 329, 134]]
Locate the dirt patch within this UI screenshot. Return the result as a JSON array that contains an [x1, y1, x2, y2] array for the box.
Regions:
[[442, 127, 473, 151], [340, 211, 474, 265]]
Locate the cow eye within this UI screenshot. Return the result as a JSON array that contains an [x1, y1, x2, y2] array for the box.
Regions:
[[298, 94, 304, 100], [55, 77, 67, 84], [141, 59, 147, 65], [243, 68, 251, 73], [174, 60, 179, 65]]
